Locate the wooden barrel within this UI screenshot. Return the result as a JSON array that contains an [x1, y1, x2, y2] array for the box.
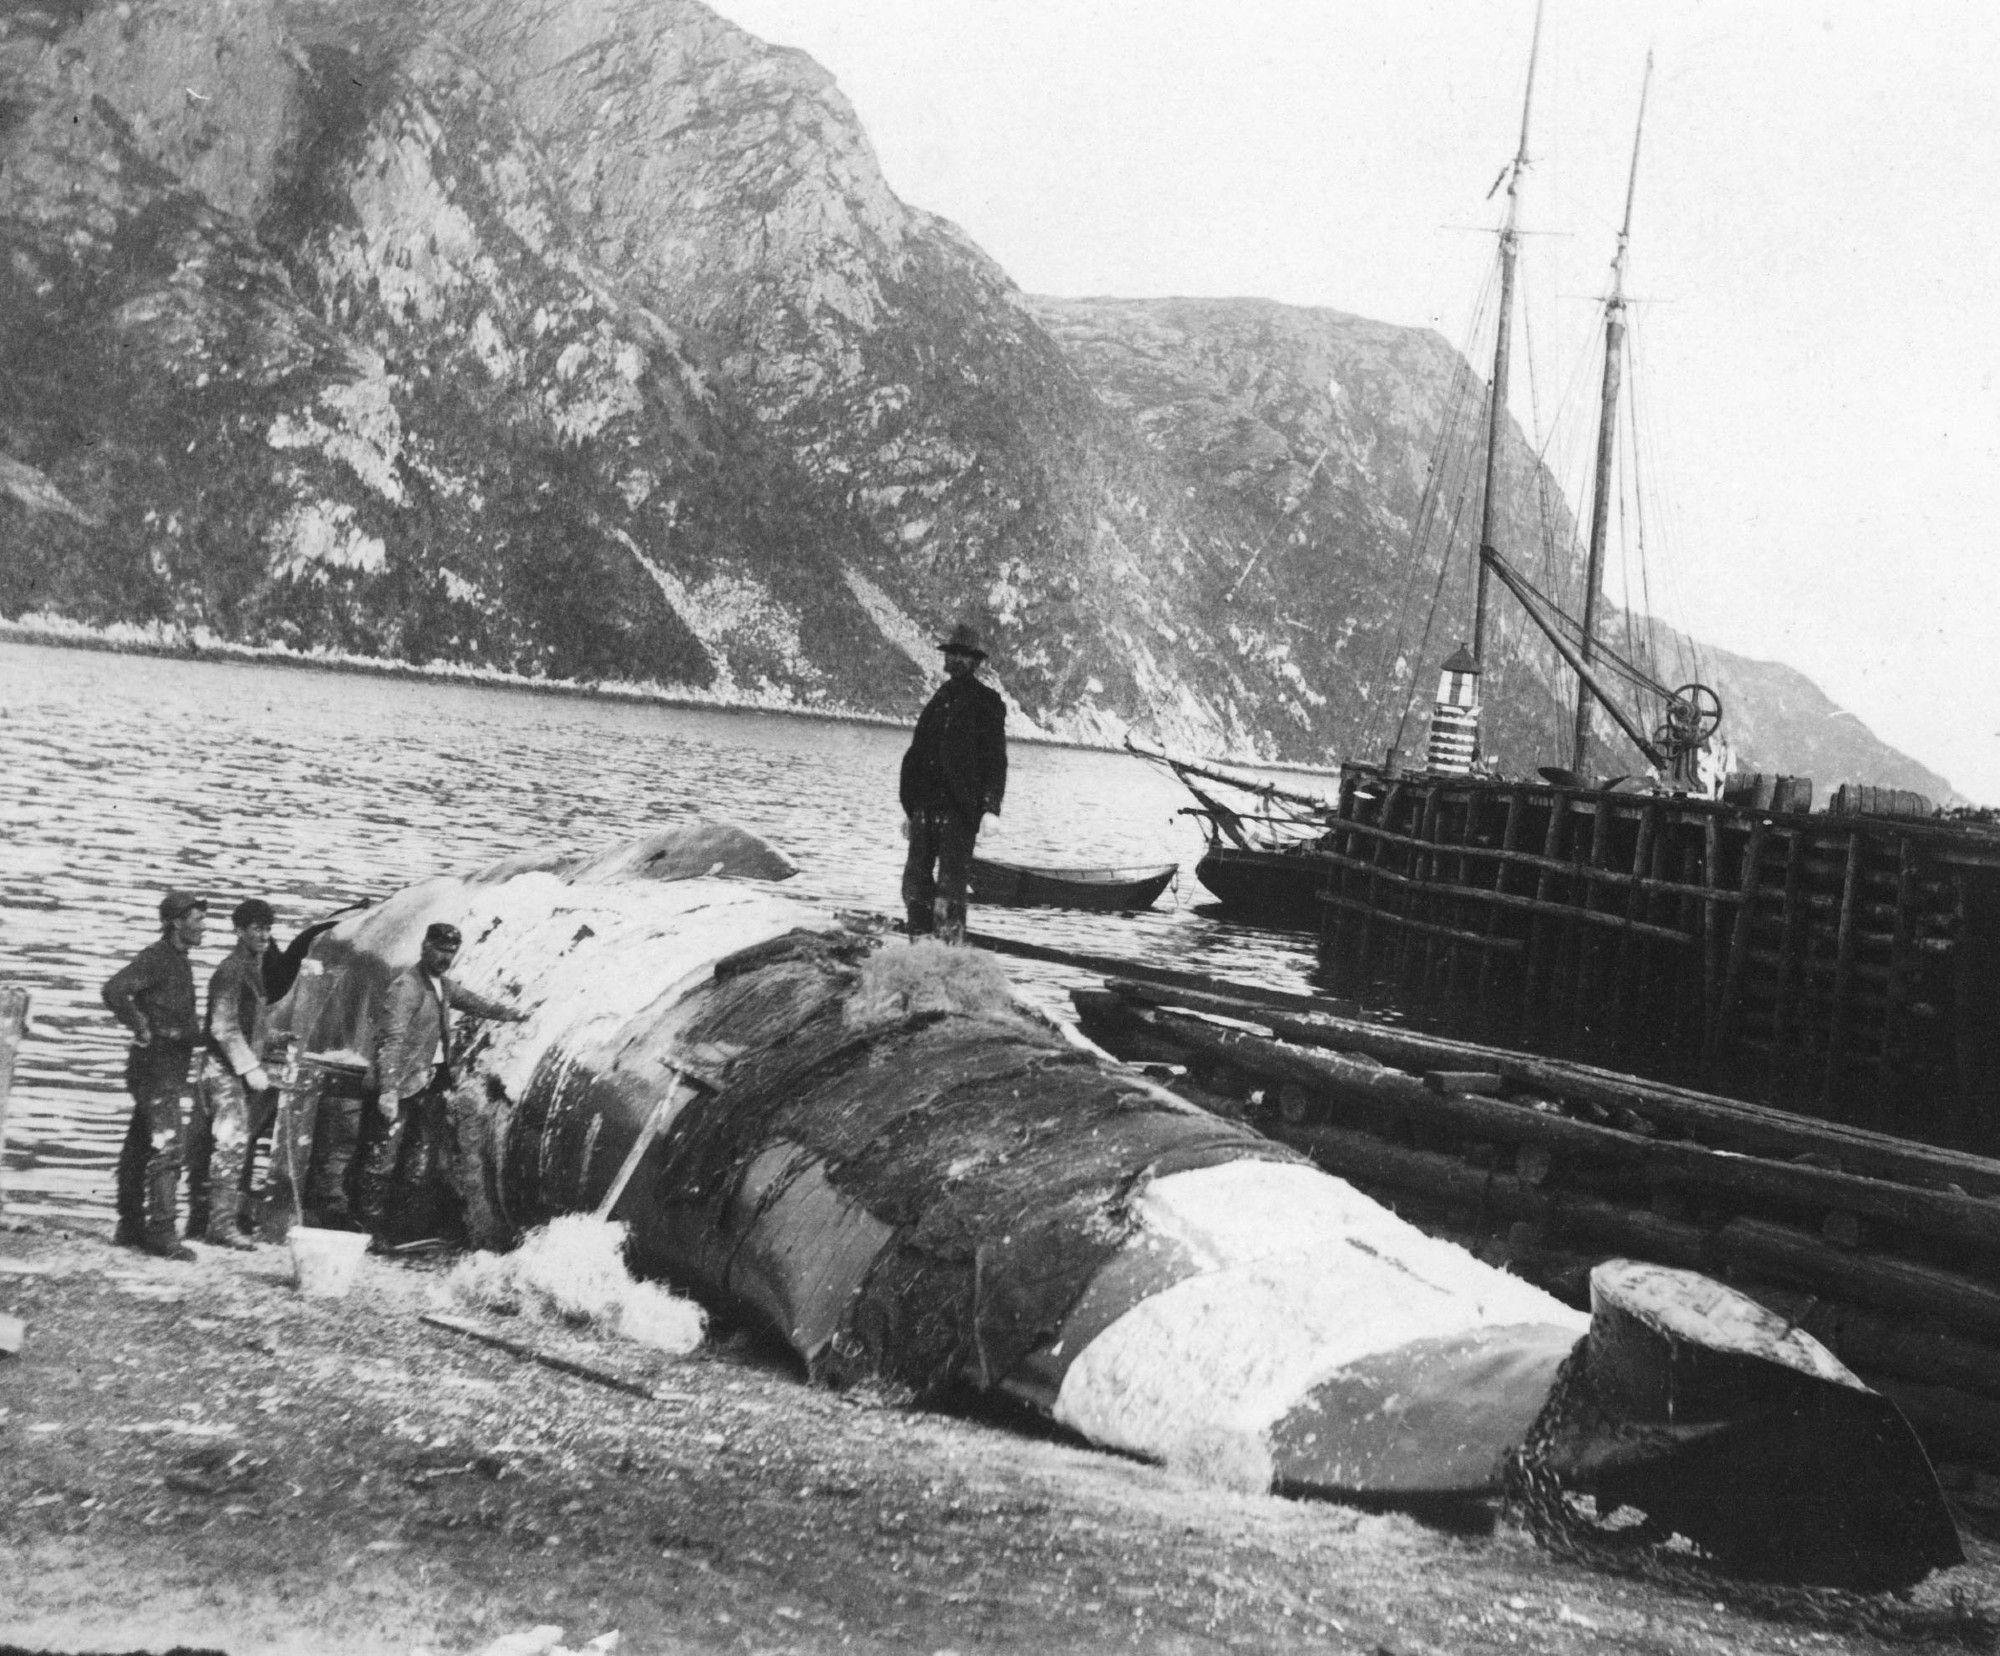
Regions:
[[1830, 783, 1934, 819], [1724, 773, 1814, 813]]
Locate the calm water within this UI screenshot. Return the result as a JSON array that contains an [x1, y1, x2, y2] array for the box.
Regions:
[[0, 640, 1320, 1223]]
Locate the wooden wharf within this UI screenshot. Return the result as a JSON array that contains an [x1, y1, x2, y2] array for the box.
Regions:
[[1315, 764, 2000, 1154]]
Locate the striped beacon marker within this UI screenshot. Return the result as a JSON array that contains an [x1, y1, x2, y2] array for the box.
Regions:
[[1425, 643, 1481, 775]]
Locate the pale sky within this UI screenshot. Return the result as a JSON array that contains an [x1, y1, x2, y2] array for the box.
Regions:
[[707, 0, 2000, 801]]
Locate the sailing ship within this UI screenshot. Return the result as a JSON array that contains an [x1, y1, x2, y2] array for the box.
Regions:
[[1152, 21, 2000, 1155]]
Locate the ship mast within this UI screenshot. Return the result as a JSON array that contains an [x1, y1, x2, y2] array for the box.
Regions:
[[1470, 0, 1545, 670], [1570, 53, 1653, 773]]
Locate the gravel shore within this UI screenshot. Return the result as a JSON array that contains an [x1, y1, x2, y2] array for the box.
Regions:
[[2, 1219, 1995, 1656]]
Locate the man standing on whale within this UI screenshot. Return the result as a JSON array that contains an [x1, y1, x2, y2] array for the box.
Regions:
[[899, 622, 1008, 944]]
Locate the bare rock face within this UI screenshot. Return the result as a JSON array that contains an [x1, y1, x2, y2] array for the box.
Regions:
[[0, 0, 1951, 795]]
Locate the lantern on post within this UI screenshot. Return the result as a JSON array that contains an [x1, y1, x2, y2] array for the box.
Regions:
[[1426, 644, 1481, 775]]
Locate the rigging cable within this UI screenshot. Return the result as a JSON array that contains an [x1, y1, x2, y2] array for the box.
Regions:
[[1368, 259, 1500, 759], [1494, 556, 1683, 705], [1518, 282, 1609, 756], [1626, 308, 1709, 698]]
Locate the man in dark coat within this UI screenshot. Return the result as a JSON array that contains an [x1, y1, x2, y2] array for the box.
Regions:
[[101, 890, 207, 1259], [899, 622, 1008, 943]]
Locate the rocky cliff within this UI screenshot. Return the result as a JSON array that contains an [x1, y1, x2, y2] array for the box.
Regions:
[[0, 0, 1954, 800]]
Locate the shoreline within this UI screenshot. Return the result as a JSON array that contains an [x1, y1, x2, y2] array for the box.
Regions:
[[0, 616, 1345, 780], [4, 1214, 1990, 1655]]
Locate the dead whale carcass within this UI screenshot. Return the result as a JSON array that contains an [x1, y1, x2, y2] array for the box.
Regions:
[[273, 824, 1962, 1592]]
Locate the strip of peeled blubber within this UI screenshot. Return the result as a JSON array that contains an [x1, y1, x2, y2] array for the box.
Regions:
[[271, 823, 1962, 1593]]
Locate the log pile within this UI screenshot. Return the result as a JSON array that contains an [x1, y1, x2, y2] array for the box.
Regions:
[[1070, 972, 2000, 1500]]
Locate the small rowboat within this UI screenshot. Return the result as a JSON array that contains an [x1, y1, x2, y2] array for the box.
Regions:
[[968, 856, 1177, 913]]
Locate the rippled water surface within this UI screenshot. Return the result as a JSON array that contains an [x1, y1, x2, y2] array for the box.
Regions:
[[0, 640, 1322, 1223]]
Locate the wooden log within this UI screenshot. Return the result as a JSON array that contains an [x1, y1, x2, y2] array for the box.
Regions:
[[1404, 1224, 2000, 1413], [1424, 1071, 1505, 1095], [1768, 832, 1806, 1096], [1429, 1227, 2000, 1417], [1067, 990, 1202, 1069], [1569, 796, 1618, 1049], [1706, 818, 1770, 1073], [1823, 831, 1865, 1108], [1354, 779, 1404, 971], [1287, 1118, 2000, 1341], [1288, 1119, 1710, 1270], [1524, 795, 1570, 1044], [1714, 1217, 2000, 1344], [1952, 871, 1980, 1147], [1611, 801, 1661, 1053], [1320, 893, 1521, 952], [1124, 1003, 2000, 1253], [1306, 809, 1744, 903], [966, 932, 1357, 1019], [1673, 835, 1704, 1052], [0, 986, 27, 1218], [1099, 977, 2000, 1198], [1310, 847, 1694, 945], [1476, 787, 1524, 1009], [1701, 813, 1724, 1041], [1398, 787, 1441, 987], [1881, 836, 1919, 1098]]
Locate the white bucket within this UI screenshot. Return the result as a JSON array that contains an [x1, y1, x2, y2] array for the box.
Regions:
[[290, 1226, 369, 1299]]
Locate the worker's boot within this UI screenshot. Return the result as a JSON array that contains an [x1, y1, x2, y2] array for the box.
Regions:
[[140, 1090, 191, 1260], [200, 1188, 252, 1250], [355, 1107, 409, 1238]]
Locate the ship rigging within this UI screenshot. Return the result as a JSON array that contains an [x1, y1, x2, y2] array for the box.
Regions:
[[1142, 14, 2000, 1154]]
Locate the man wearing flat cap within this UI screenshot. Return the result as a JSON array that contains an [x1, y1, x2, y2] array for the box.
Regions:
[[101, 890, 208, 1258], [186, 898, 280, 1247], [899, 622, 1008, 943], [359, 920, 526, 1236]]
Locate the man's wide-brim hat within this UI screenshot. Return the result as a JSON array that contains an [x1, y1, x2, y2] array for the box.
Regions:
[[937, 622, 987, 660]]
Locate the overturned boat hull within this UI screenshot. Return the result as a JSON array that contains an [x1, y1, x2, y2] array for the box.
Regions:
[[272, 825, 1961, 1591]]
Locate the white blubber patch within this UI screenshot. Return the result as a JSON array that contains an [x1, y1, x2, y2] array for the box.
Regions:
[[1051, 1160, 1586, 1467], [426, 872, 827, 1102], [448, 1214, 705, 1356], [1163, 1425, 1275, 1494]]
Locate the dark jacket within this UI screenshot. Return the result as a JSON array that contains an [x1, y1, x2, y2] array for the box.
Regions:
[[899, 673, 1007, 828], [102, 938, 199, 1051]]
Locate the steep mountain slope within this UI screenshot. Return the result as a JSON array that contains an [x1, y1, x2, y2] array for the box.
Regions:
[[1029, 294, 1957, 798], [0, 0, 1954, 799]]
